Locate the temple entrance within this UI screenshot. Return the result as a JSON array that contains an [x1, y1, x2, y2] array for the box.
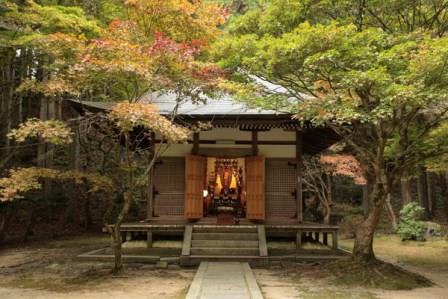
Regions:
[[203, 157, 246, 224], [184, 155, 265, 223]]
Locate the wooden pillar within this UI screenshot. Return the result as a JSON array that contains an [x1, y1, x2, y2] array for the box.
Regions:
[[192, 132, 199, 155], [146, 229, 153, 248], [296, 231, 302, 249], [147, 132, 155, 220], [332, 231, 338, 250], [251, 131, 259, 156], [323, 232, 328, 245], [314, 232, 320, 242], [296, 130, 303, 222]]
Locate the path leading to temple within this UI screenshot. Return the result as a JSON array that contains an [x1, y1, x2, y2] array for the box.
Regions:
[[185, 262, 264, 299]]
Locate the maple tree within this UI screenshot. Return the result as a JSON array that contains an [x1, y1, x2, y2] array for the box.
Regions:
[[1, 0, 227, 273], [212, 1, 448, 262], [1, 101, 192, 272], [303, 154, 365, 224]]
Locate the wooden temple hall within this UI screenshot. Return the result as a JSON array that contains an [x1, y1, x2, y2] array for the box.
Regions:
[[70, 93, 346, 264]]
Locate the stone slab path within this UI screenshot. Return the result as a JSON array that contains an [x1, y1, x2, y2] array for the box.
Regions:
[[185, 262, 264, 299]]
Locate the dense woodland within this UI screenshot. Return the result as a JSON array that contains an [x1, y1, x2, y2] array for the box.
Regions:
[[1, 0, 448, 272]]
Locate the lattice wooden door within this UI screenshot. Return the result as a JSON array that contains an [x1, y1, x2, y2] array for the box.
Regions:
[[245, 155, 265, 220], [153, 158, 185, 217], [265, 159, 296, 219], [184, 155, 206, 219]]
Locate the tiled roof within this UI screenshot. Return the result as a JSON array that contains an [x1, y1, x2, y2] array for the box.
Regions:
[[67, 92, 288, 117], [143, 92, 284, 116]]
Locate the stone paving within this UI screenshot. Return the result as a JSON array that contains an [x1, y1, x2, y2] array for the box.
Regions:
[[186, 262, 264, 299]]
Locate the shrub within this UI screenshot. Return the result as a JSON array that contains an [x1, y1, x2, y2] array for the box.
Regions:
[[397, 202, 426, 241]]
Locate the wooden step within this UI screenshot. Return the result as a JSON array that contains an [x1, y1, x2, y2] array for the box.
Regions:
[[191, 239, 259, 248], [192, 225, 257, 234], [192, 233, 259, 240], [190, 247, 260, 256]]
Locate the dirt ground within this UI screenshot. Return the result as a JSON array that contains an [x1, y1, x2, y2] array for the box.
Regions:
[[255, 235, 448, 299], [0, 235, 194, 299], [1, 234, 447, 299], [254, 263, 448, 299]]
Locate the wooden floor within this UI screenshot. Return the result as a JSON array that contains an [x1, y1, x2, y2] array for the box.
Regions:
[[94, 218, 346, 265], [118, 217, 339, 231]]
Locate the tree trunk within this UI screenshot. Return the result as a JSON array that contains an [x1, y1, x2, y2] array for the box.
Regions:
[[353, 200, 385, 262], [417, 166, 430, 219], [385, 194, 398, 230], [323, 173, 332, 224], [111, 190, 133, 273], [441, 172, 448, 219], [400, 169, 412, 204], [352, 179, 386, 263], [362, 183, 369, 216], [426, 171, 433, 218], [323, 204, 331, 224]]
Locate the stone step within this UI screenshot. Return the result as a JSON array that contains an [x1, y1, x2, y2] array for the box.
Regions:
[[193, 225, 257, 234], [191, 239, 259, 248], [181, 256, 268, 267], [192, 232, 259, 240], [190, 247, 260, 256]]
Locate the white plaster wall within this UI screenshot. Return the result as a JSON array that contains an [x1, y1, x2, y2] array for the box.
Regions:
[[200, 128, 251, 141], [157, 143, 192, 157], [259, 145, 295, 158], [258, 128, 295, 141], [158, 127, 296, 158]]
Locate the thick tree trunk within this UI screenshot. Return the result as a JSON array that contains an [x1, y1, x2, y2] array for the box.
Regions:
[[352, 177, 386, 263], [353, 199, 385, 262], [362, 184, 369, 216]]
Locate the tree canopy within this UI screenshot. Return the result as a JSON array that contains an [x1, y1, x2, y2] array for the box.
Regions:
[[212, 0, 448, 262]]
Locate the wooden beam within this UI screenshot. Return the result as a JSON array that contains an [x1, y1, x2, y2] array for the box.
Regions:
[[252, 130, 258, 156], [192, 132, 199, 155], [196, 147, 253, 157], [296, 130, 303, 223], [155, 139, 297, 145]]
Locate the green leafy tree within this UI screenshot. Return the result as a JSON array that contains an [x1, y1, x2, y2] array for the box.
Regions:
[[212, 0, 448, 262]]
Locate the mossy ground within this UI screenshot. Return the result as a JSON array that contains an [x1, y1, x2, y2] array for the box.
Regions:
[[340, 234, 448, 271]]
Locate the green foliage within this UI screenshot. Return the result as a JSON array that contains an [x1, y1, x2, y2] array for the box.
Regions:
[[0, 167, 114, 201], [7, 118, 73, 145], [397, 203, 426, 241], [0, 0, 100, 46], [213, 0, 448, 182]]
